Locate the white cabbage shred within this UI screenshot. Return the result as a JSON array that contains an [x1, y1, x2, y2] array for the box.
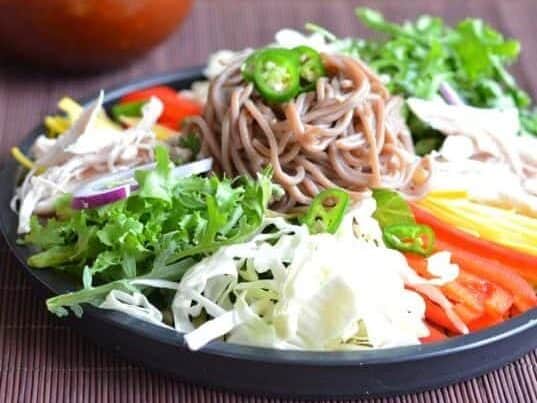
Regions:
[[100, 290, 165, 326], [170, 199, 431, 351], [98, 199, 447, 350]]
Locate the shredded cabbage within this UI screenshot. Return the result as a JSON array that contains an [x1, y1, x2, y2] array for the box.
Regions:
[[99, 290, 165, 326], [172, 200, 430, 351]]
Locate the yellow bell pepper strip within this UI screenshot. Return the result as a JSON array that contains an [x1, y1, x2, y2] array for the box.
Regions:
[[11, 147, 34, 170], [44, 116, 71, 137], [45, 97, 121, 137], [417, 193, 537, 256]]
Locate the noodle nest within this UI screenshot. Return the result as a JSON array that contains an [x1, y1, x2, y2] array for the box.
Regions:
[[187, 52, 431, 210]]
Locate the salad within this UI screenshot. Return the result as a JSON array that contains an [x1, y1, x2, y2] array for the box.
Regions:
[[10, 8, 537, 351]]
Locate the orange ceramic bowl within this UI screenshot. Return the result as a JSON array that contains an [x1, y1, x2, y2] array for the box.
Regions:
[[0, 0, 194, 71]]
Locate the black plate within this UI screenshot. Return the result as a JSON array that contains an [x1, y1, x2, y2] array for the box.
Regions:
[[1, 67, 536, 399]]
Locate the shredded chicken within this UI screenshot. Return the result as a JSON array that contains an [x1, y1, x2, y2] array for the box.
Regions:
[[12, 93, 163, 234], [407, 98, 537, 216]]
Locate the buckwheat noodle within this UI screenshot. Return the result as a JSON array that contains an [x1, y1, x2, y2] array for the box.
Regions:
[[186, 51, 431, 210]]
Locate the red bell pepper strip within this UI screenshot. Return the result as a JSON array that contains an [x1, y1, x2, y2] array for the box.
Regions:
[[484, 284, 513, 318], [120, 85, 202, 130], [453, 303, 483, 324], [121, 86, 179, 103], [404, 252, 429, 277], [467, 314, 504, 332], [424, 299, 460, 333], [407, 252, 514, 330], [455, 270, 513, 318], [442, 281, 485, 316], [411, 282, 468, 334], [420, 324, 448, 343], [434, 239, 537, 312], [456, 271, 490, 295]]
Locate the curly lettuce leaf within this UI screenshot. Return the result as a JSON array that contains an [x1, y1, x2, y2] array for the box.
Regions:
[[24, 147, 280, 317]]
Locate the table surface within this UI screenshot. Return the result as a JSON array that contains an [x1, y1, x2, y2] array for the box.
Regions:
[[1, 0, 536, 402]]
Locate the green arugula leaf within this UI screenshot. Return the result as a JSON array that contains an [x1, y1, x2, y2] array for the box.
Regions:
[[45, 257, 196, 318]]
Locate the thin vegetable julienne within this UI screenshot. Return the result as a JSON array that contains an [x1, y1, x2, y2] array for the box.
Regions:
[[411, 204, 537, 285], [406, 252, 515, 327], [11, 147, 35, 170], [424, 298, 460, 334], [434, 239, 537, 313]]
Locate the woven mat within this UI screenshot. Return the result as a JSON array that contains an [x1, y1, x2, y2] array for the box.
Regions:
[[0, 1, 536, 401]]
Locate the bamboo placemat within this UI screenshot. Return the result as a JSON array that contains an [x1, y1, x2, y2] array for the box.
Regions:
[[0, 1, 536, 401]]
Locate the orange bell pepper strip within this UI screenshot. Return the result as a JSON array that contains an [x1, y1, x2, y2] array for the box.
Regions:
[[420, 324, 448, 343], [434, 239, 537, 313], [453, 303, 483, 324], [411, 204, 537, 285], [442, 281, 485, 316], [404, 252, 429, 277], [484, 284, 513, 318], [424, 299, 460, 334], [467, 314, 504, 332]]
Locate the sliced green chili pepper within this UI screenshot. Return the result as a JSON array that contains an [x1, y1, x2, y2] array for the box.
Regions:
[[242, 46, 327, 102], [292, 45, 326, 90], [111, 100, 146, 121], [383, 223, 435, 256], [241, 51, 260, 81], [251, 48, 300, 103], [301, 188, 350, 234]]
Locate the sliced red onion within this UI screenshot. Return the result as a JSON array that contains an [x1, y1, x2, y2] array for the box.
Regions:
[[439, 82, 464, 105], [71, 184, 134, 210], [71, 158, 213, 210]]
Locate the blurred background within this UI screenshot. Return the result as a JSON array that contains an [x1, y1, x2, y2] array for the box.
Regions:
[[1, 0, 535, 154], [0, 0, 195, 71], [1, 0, 535, 76]]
